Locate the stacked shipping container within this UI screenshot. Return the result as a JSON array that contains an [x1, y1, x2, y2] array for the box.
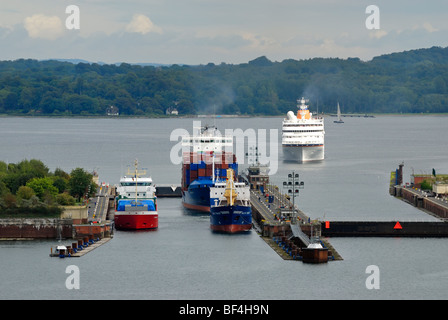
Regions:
[[182, 151, 238, 190]]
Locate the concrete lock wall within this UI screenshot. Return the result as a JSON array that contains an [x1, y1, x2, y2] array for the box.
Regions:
[[73, 223, 112, 239], [0, 218, 73, 239], [60, 205, 88, 224]]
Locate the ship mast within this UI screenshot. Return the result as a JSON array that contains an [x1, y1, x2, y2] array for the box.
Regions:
[[127, 159, 147, 204], [212, 151, 215, 182], [224, 169, 237, 206]]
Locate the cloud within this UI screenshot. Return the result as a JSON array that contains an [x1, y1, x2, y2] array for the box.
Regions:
[[24, 14, 64, 40], [368, 30, 388, 39], [126, 14, 162, 35], [422, 22, 438, 33], [241, 32, 277, 49]]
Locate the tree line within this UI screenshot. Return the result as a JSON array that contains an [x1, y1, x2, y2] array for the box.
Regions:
[[0, 159, 97, 216], [0, 46, 447, 116]]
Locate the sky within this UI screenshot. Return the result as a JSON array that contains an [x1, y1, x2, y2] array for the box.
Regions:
[[1, 0, 447, 65]]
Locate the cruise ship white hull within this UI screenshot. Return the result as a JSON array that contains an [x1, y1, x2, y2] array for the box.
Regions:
[[282, 145, 324, 162], [282, 97, 325, 162]]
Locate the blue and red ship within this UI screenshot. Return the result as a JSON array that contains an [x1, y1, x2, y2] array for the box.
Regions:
[[181, 125, 238, 212], [209, 169, 252, 233], [180, 125, 252, 233]]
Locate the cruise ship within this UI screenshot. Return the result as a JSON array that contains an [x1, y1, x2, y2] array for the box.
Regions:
[[282, 97, 325, 162], [114, 160, 158, 230]]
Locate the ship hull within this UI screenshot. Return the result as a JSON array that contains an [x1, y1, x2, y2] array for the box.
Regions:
[[182, 184, 212, 212], [210, 205, 252, 233], [282, 144, 324, 162], [182, 151, 239, 213], [114, 212, 158, 230]]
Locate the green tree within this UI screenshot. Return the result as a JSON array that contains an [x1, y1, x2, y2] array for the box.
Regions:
[[56, 192, 76, 206], [421, 180, 433, 190], [2, 159, 50, 194], [68, 168, 94, 200], [2, 193, 17, 208], [16, 185, 35, 200], [52, 176, 68, 194], [54, 168, 70, 180], [12, 159, 49, 178], [26, 177, 58, 200], [0, 180, 9, 198], [0, 161, 7, 173]]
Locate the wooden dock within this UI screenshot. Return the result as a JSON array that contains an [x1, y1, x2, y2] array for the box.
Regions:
[[50, 237, 112, 258], [70, 237, 111, 257]]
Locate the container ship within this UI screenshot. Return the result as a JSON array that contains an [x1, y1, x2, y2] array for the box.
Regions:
[[282, 97, 325, 162], [210, 169, 252, 233], [181, 125, 238, 212], [114, 160, 158, 230]]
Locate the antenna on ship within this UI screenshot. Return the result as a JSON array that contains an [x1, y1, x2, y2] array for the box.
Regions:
[[134, 159, 138, 204], [213, 104, 216, 130], [212, 151, 215, 182], [127, 158, 147, 205]]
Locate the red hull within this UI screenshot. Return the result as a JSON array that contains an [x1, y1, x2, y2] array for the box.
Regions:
[[210, 224, 252, 233], [114, 213, 158, 230]]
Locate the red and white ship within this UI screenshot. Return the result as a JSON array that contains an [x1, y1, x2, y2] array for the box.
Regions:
[[114, 159, 158, 230]]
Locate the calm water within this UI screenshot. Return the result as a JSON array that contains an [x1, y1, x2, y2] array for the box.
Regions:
[[0, 115, 447, 300]]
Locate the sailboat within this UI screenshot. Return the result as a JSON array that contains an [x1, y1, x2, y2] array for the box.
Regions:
[[334, 102, 344, 123]]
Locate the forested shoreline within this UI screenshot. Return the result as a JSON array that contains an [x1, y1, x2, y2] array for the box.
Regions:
[[1, 46, 447, 117]]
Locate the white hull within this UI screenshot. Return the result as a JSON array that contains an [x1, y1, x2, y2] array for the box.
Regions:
[[282, 145, 324, 162], [282, 97, 325, 162]]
